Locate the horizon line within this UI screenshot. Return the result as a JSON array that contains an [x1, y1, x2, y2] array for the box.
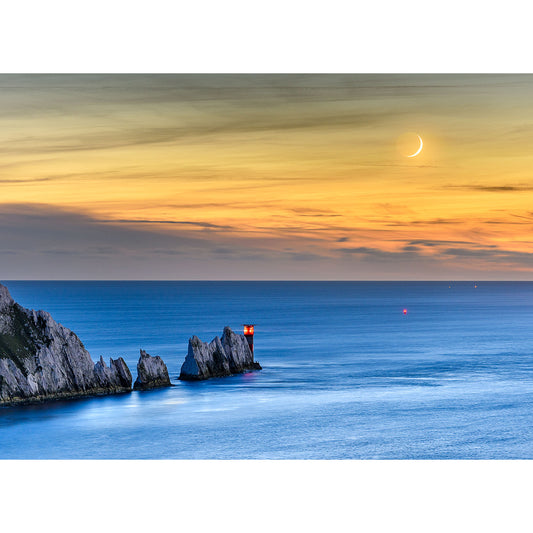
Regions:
[[3, 279, 533, 283]]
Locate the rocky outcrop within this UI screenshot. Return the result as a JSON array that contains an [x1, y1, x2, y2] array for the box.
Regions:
[[133, 349, 171, 390], [0, 283, 133, 405], [94, 356, 133, 391], [179, 326, 261, 381]]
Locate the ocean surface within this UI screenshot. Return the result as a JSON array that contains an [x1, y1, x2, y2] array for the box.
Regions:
[[1, 281, 533, 459]]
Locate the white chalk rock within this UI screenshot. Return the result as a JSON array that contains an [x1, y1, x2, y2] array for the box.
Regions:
[[0, 283, 132, 405], [179, 326, 261, 381]]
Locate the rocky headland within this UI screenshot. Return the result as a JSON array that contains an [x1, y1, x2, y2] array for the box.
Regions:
[[179, 326, 261, 381], [0, 283, 134, 405], [133, 349, 171, 390]]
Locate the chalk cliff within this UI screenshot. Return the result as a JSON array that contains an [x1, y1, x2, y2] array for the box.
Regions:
[[179, 326, 261, 381], [0, 283, 132, 405], [133, 349, 171, 390]]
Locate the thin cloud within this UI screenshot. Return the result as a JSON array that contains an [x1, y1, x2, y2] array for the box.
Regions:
[[444, 184, 533, 192], [338, 246, 415, 257], [287, 207, 341, 218], [100, 219, 233, 230], [407, 239, 487, 247], [440, 247, 533, 264], [0, 108, 404, 157], [385, 218, 461, 227], [0, 177, 53, 183], [337, 242, 533, 269]]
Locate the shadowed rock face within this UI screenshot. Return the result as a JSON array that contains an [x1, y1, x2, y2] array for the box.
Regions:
[[133, 349, 171, 390], [179, 326, 261, 381], [0, 283, 132, 405]]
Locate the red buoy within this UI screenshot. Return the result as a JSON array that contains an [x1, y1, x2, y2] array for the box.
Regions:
[[403, 309, 407, 315]]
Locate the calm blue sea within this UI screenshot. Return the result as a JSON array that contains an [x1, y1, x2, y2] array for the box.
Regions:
[[1, 281, 533, 459]]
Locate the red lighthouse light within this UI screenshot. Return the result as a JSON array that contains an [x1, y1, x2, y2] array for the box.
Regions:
[[243, 324, 255, 357]]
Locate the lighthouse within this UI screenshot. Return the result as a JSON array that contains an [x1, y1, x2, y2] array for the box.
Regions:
[[243, 324, 255, 358]]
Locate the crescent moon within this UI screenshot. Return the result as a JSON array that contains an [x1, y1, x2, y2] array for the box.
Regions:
[[407, 135, 423, 158]]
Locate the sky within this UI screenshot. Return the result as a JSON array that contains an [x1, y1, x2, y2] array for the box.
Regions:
[[2, 73, 533, 280]]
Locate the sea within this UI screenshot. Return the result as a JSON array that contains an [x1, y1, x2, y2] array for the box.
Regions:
[[1, 281, 533, 460]]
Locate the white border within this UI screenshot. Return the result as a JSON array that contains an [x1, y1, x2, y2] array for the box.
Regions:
[[1, 460, 531, 532], [0, 1, 531, 73]]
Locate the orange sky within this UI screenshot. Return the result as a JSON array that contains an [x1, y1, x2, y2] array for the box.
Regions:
[[1, 74, 533, 279]]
